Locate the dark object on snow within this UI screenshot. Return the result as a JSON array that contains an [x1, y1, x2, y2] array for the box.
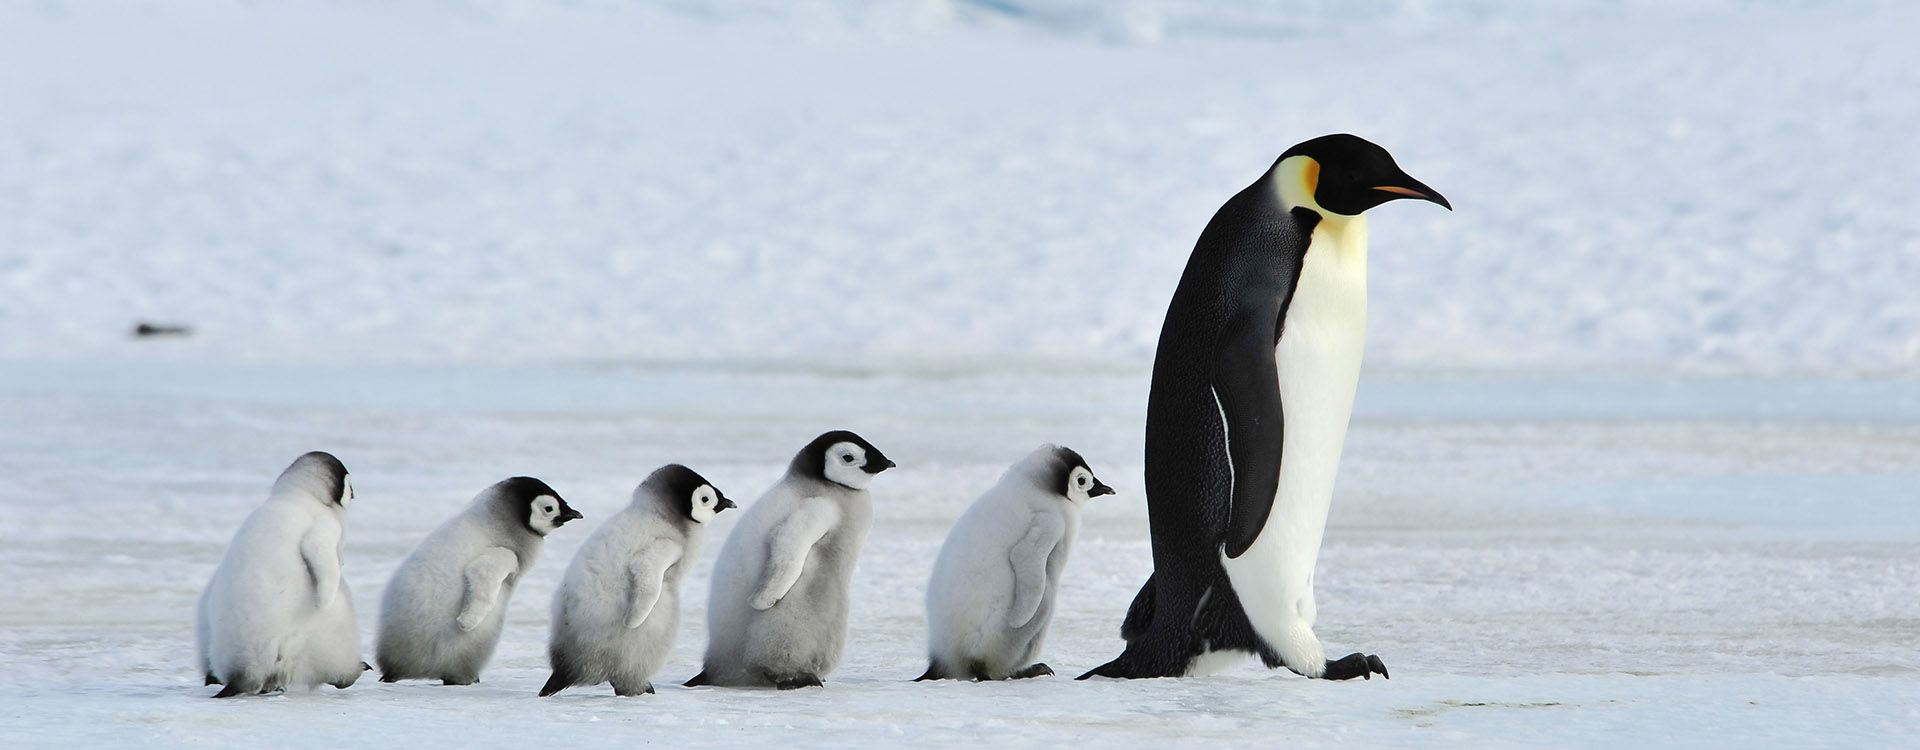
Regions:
[[133, 322, 192, 338]]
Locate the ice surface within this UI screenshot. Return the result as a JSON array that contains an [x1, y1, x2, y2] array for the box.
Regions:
[[3, 363, 1918, 746]]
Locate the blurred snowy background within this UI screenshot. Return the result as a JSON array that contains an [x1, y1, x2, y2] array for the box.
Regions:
[[4, 0, 1917, 373], [3, 1, 1918, 747]]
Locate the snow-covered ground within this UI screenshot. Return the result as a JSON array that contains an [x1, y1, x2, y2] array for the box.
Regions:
[[3, 363, 1918, 747], [3, 0, 1919, 747]]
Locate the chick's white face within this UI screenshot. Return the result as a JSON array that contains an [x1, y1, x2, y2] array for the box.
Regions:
[[1065, 466, 1095, 503], [822, 441, 874, 490], [690, 484, 719, 524], [528, 495, 563, 535]]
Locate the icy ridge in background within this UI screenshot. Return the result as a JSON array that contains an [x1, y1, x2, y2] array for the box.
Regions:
[[0, 0, 1916, 374]]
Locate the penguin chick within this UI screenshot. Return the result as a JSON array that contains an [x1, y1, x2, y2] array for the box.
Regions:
[[376, 477, 581, 685], [918, 445, 1112, 681], [197, 451, 366, 697], [686, 430, 894, 690], [540, 465, 734, 697]]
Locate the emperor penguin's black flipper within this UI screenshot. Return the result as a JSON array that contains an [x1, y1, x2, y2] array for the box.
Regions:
[[1213, 310, 1289, 560], [682, 670, 711, 688], [1119, 577, 1157, 641]]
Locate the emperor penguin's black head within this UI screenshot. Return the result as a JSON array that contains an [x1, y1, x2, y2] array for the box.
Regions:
[[1275, 133, 1450, 217], [276, 451, 353, 507], [1046, 445, 1115, 503], [494, 476, 579, 536], [641, 464, 735, 524], [794, 429, 895, 490]]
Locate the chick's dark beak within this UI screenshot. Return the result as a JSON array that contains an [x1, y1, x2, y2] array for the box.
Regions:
[[559, 505, 583, 523], [1089, 481, 1116, 498], [716, 495, 738, 511], [864, 456, 897, 475], [1372, 172, 1450, 210]]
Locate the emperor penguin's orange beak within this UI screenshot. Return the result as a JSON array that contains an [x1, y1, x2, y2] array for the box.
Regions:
[[1371, 175, 1450, 210]]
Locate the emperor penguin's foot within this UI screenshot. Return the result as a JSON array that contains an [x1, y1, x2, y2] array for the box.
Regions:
[[203, 672, 221, 686], [379, 673, 400, 683], [1010, 663, 1055, 679], [441, 676, 478, 686], [682, 670, 711, 688], [612, 679, 655, 696], [361, 661, 373, 672], [771, 673, 823, 691], [912, 663, 944, 681], [1320, 652, 1389, 681]]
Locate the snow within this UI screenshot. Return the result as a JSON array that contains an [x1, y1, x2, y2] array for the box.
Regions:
[[2, 0, 1917, 374], [4, 362, 1919, 746], [3, 0, 1920, 746]]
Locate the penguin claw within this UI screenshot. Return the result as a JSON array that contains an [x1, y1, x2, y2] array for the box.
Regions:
[[1321, 652, 1389, 681], [772, 674, 823, 690], [1011, 663, 1055, 679]]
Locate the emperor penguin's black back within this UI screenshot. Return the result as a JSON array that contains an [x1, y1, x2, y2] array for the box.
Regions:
[[1084, 165, 1314, 678]]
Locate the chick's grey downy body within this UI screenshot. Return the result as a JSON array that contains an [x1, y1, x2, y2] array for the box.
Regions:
[[688, 431, 893, 689], [376, 477, 579, 685], [196, 452, 366, 697], [542, 465, 733, 697], [920, 445, 1112, 681]]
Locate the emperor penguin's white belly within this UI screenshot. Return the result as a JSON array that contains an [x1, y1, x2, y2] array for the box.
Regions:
[[1219, 215, 1368, 674]]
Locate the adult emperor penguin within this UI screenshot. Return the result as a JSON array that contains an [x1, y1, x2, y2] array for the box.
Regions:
[[1081, 134, 1448, 681], [685, 430, 894, 689], [196, 451, 369, 697], [917, 444, 1113, 681], [376, 477, 581, 685], [540, 465, 733, 697]]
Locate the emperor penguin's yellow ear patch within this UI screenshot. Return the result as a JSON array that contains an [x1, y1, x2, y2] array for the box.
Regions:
[[1302, 157, 1320, 198]]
